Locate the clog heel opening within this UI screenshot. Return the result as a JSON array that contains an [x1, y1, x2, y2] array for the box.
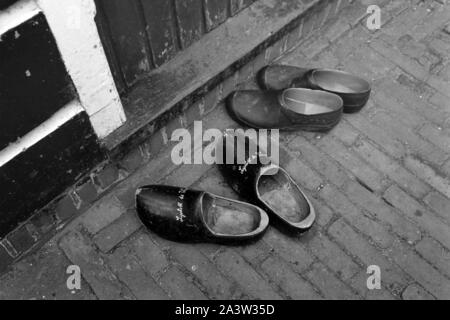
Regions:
[[258, 171, 310, 223], [282, 88, 342, 115], [202, 195, 261, 236], [312, 70, 371, 94]]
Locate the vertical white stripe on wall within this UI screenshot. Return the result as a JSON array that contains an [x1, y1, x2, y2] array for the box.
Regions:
[[35, 0, 126, 138]]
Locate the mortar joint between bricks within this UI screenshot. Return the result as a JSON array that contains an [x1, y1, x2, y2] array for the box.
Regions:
[[69, 189, 83, 210], [217, 82, 224, 102], [161, 126, 169, 145], [0, 238, 19, 259], [335, 0, 342, 15]]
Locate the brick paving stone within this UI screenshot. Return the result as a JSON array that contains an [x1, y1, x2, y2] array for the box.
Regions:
[[94, 164, 122, 190], [372, 90, 425, 130], [0, 240, 96, 300], [380, 79, 449, 128], [115, 186, 137, 210], [328, 219, 410, 296], [424, 192, 450, 223], [80, 195, 126, 235], [409, 2, 450, 41], [319, 184, 396, 249], [280, 41, 309, 67], [76, 181, 99, 207], [380, 0, 410, 26], [166, 242, 244, 300], [329, 25, 369, 62], [404, 157, 450, 199], [267, 37, 287, 64], [371, 37, 429, 80], [345, 46, 397, 81], [316, 136, 387, 192], [313, 2, 333, 30], [415, 237, 450, 279], [429, 38, 450, 62], [298, 35, 330, 59], [192, 167, 239, 200], [59, 230, 132, 300], [329, 121, 360, 146], [307, 231, 361, 280], [93, 210, 142, 253], [237, 240, 273, 267], [370, 112, 448, 167], [7, 225, 37, 254], [383, 185, 450, 251], [381, 4, 431, 39], [340, 60, 376, 88], [119, 146, 145, 173], [150, 231, 225, 268], [352, 139, 431, 199], [339, 0, 367, 27], [113, 146, 181, 209], [158, 266, 208, 300], [108, 246, 169, 300], [395, 73, 430, 97], [288, 135, 351, 188], [312, 200, 335, 228], [262, 228, 314, 274], [322, 18, 350, 43], [160, 163, 212, 188], [343, 180, 422, 244], [131, 232, 170, 278], [0, 242, 15, 275], [443, 159, 450, 177], [31, 210, 57, 236], [418, 124, 450, 153], [305, 262, 360, 300], [309, 48, 340, 69], [280, 146, 325, 191], [349, 270, 397, 300], [260, 257, 322, 300], [387, 239, 450, 300], [345, 111, 407, 159], [213, 249, 283, 300], [402, 284, 435, 300], [55, 194, 80, 222], [397, 34, 428, 60]]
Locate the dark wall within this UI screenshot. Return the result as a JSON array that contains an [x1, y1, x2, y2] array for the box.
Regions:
[[95, 0, 257, 95], [0, 112, 104, 237], [0, 13, 76, 149], [0, 13, 105, 237]]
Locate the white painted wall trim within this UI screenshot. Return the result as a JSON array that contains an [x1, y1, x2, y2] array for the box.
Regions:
[[1, 0, 126, 139], [0, 100, 84, 167], [0, 0, 40, 35], [35, 0, 126, 138]]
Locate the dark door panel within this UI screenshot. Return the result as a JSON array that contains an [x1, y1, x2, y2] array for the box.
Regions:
[[0, 13, 77, 149], [95, 0, 257, 97], [0, 111, 105, 237], [0, 0, 18, 10]]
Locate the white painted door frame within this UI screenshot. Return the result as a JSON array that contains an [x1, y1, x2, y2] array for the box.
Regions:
[[0, 0, 126, 141]]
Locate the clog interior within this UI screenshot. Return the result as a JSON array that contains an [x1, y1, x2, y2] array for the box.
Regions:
[[258, 171, 310, 223], [203, 195, 262, 235], [312, 70, 370, 94], [283, 88, 341, 115]]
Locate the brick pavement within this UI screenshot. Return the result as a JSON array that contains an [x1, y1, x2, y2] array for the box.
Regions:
[[1, 0, 450, 300]]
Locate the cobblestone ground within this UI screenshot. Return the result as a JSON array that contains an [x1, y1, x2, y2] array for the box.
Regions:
[[2, 0, 450, 300]]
